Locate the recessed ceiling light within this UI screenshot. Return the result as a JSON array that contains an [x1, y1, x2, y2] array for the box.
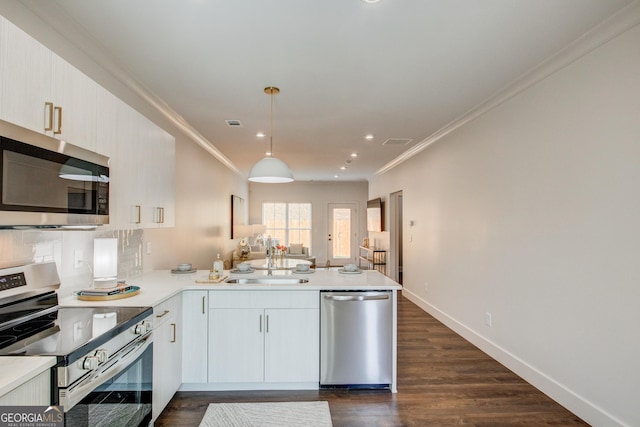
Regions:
[[361, 0, 381, 3], [340, 166, 347, 170], [256, 132, 265, 138], [334, 175, 339, 179], [350, 153, 358, 158], [364, 134, 374, 140]]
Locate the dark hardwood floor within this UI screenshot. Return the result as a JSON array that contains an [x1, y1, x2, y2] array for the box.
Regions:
[[155, 292, 587, 426]]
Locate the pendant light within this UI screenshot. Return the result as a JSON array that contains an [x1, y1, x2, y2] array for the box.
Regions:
[[248, 86, 294, 183]]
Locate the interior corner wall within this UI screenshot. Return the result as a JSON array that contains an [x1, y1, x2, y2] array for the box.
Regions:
[[143, 132, 247, 271], [248, 181, 368, 264], [369, 23, 640, 427]]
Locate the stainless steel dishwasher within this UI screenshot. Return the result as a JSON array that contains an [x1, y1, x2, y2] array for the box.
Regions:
[[320, 290, 392, 388]]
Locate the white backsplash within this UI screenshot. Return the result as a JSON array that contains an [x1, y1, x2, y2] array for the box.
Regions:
[[0, 228, 144, 298]]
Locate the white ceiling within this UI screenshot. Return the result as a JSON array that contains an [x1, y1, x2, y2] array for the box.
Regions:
[[18, 0, 634, 181]]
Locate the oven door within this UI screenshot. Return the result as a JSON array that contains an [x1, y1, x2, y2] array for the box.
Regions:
[[61, 334, 152, 427]]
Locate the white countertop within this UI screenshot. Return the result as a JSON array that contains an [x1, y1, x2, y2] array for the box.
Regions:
[[2, 269, 400, 401], [0, 356, 57, 397], [59, 268, 402, 308]]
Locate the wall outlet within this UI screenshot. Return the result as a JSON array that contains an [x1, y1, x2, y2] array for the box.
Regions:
[[73, 250, 83, 269], [485, 312, 493, 327]]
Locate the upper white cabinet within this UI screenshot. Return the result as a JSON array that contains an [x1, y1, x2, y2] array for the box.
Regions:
[[0, 17, 97, 150], [96, 86, 175, 229], [0, 15, 175, 229]]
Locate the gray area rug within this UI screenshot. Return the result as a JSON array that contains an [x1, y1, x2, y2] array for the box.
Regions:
[[199, 401, 333, 427]]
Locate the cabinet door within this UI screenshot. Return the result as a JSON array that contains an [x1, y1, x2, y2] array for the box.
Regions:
[[0, 17, 52, 133], [152, 313, 173, 421], [152, 293, 182, 421], [50, 54, 97, 149], [264, 309, 320, 383], [182, 291, 208, 383], [208, 308, 264, 383]]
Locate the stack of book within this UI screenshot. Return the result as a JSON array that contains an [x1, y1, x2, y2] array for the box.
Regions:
[[77, 284, 133, 297]]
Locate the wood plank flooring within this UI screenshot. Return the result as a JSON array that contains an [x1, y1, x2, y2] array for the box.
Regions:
[[155, 292, 588, 426]]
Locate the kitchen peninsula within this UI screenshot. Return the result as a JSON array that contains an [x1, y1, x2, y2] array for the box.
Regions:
[[58, 269, 401, 420]]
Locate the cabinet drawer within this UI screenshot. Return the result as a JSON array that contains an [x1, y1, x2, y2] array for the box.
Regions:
[[153, 293, 181, 326], [209, 290, 319, 309]]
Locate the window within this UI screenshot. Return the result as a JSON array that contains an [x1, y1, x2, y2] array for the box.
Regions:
[[262, 202, 312, 248]]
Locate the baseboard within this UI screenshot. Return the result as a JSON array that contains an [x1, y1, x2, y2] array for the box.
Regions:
[[401, 288, 626, 427]]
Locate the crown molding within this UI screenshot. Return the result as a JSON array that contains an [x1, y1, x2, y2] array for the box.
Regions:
[[376, 0, 640, 176]]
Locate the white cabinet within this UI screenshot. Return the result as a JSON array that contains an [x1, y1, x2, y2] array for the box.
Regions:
[[152, 293, 182, 422], [182, 291, 208, 383], [0, 370, 50, 405], [0, 16, 175, 230], [0, 17, 97, 149], [208, 291, 319, 385], [97, 94, 175, 229]]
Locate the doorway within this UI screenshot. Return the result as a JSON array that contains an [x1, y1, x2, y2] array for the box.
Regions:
[[389, 191, 403, 283], [327, 203, 358, 266]]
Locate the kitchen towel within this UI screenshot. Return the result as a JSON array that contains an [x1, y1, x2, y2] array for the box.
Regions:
[[198, 401, 332, 427]]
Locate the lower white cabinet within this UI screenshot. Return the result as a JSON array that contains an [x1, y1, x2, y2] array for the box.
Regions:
[[152, 293, 182, 421], [181, 291, 208, 383], [0, 370, 50, 405], [207, 290, 319, 385]]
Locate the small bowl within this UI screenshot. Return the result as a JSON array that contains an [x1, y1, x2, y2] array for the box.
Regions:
[[177, 263, 192, 271], [296, 264, 310, 272], [343, 263, 358, 272], [237, 262, 251, 272]]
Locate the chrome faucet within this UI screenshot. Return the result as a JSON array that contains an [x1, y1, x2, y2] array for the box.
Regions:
[[265, 236, 273, 275]]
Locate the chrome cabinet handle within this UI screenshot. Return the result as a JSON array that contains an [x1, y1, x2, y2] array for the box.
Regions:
[[202, 296, 205, 314], [259, 314, 262, 332], [266, 315, 269, 333], [135, 205, 141, 224], [171, 323, 176, 343]]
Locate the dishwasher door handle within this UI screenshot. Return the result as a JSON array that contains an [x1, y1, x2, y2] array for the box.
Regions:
[[324, 294, 389, 301]]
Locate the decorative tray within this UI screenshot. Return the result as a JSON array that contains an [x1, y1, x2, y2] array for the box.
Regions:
[[195, 275, 229, 284], [76, 286, 141, 301]]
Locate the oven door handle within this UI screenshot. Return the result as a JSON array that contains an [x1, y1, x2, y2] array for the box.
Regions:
[[60, 332, 152, 412]]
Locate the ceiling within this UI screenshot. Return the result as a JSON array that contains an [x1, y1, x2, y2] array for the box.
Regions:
[[18, 0, 634, 181]]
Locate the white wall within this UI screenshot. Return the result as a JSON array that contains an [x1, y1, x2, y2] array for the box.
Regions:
[[370, 19, 640, 427], [249, 181, 368, 264], [144, 133, 247, 270]]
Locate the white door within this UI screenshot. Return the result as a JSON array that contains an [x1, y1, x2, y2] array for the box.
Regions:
[[327, 203, 358, 266]]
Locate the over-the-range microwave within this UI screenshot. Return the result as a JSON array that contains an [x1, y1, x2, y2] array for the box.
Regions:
[[0, 119, 109, 229]]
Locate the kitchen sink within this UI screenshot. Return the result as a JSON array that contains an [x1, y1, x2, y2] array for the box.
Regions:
[[225, 277, 309, 285]]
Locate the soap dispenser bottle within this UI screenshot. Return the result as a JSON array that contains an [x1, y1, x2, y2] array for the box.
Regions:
[[212, 253, 224, 279]]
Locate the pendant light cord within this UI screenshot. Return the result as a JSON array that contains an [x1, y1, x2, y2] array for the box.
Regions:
[[269, 89, 274, 157]]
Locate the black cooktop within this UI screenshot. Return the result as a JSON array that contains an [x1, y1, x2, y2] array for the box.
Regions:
[[0, 305, 151, 363]]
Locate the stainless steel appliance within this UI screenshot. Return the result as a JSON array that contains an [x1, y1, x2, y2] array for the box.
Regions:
[[320, 290, 392, 388], [0, 119, 109, 228], [0, 262, 152, 427]]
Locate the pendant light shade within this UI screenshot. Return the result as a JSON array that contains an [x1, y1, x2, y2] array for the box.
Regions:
[[249, 157, 293, 183], [248, 87, 294, 183]]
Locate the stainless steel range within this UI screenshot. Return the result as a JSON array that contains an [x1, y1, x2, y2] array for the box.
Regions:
[[0, 262, 153, 427]]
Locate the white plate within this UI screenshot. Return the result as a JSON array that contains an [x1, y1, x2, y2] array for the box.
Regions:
[[230, 269, 255, 274], [292, 269, 315, 274], [338, 269, 362, 274], [171, 268, 197, 274]]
